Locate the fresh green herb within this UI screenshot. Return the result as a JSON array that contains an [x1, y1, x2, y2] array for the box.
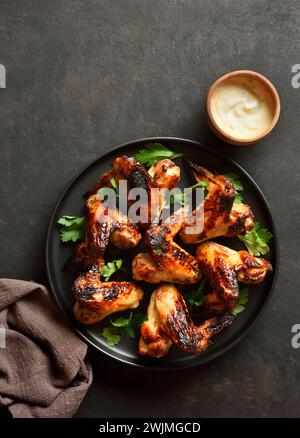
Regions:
[[234, 193, 243, 204], [110, 177, 120, 198], [100, 312, 148, 346], [197, 181, 209, 188], [100, 327, 122, 346], [134, 143, 183, 167], [110, 177, 118, 190], [110, 312, 133, 327], [155, 248, 163, 256], [224, 172, 244, 204], [57, 215, 85, 243], [185, 279, 206, 311], [99, 259, 123, 281], [97, 178, 119, 200], [163, 181, 209, 209], [110, 312, 147, 339], [130, 312, 148, 327], [238, 221, 273, 256], [110, 312, 135, 337], [231, 287, 249, 316], [169, 181, 208, 207]]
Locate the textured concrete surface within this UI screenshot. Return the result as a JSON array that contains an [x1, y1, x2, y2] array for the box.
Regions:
[[0, 0, 300, 417]]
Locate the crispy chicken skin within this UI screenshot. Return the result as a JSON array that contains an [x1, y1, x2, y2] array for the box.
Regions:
[[84, 194, 141, 267], [89, 155, 181, 227], [90, 155, 181, 195], [73, 265, 144, 325], [74, 198, 141, 266], [139, 288, 172, 358], [88, 155, 155, 227], [195, 242, 272, 312], [132, 209, 202, 284], [88, 155, 153, 196], [139, 284, 233, 357], [179, 161, 254, 244], [148, 159, 181, 189], [74, 195, 142, 269], [200, 289, 226, 316]]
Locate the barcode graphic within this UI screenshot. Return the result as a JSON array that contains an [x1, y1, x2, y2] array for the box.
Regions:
[[0, 327, 6, 348]]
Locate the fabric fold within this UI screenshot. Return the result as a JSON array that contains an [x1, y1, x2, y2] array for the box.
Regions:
[[0, 279, 92, 418]]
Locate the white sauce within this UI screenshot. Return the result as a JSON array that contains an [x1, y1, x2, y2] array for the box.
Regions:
[[210, 77, 274, 140]]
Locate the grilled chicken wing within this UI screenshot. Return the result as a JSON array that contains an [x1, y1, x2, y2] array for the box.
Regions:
[[73, 265, 144, 324], [83, 194, 141, 268], [148, 159, 181, 189], [90, 155, 180, 194], [195, 242, 272, 312], [132, 209, 202, 284], [89, 155, 153, 196], [179, 161, 254, 243], [89, 155, 181, 226], [139, 284, 233, 357]]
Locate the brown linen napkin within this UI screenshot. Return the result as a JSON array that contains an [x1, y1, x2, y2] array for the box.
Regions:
[[0, 278, 92, 418]]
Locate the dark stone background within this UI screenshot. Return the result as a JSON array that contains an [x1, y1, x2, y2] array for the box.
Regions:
[[0, 0, 299, 417]]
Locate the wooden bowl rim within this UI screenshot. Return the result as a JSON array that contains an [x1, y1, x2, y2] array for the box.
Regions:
[[206, 70, 281, 145]]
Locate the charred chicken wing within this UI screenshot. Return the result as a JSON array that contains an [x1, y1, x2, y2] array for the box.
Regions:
[[148, 158, 181, 189], [82, 194, 141, 268], [139, 284, 233, 357], [139, 287, 172, 358], [89, 155, 181, 226], [73, 265, 144, 325], [180, 161, 254, 244], [132, 209, 202, 284], [195, 241, 272, 312]]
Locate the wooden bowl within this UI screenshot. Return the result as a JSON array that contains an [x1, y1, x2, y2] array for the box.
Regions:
[[206, 70, 281, 145]]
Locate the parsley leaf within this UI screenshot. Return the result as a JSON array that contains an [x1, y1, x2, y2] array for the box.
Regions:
[[100, 327, 122, 346], [238, 221, 273, 256], [185, 279, 206, 311], [58, 216, 84, 227], [110, 312, 135, 338], [99, 259, 123, 281], [101, 312, 148, 346], [110, 312, 133, 327], [224, 172, 244, 204], [57, 215, 85, 243], [109, 177, 120, 198], [167, 181, 208, 208], [134, 143, 183, 167], [231, 287, 249, 316], [131, 313, 148, 327], [234, 192, 243, 204], [110, 177, 118, 189]]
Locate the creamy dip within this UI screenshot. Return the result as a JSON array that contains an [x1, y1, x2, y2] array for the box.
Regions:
[[210, 76, 274, 140]]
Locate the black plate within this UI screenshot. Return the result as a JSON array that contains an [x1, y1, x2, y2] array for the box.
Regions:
[[46, 137, 278, 369]]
